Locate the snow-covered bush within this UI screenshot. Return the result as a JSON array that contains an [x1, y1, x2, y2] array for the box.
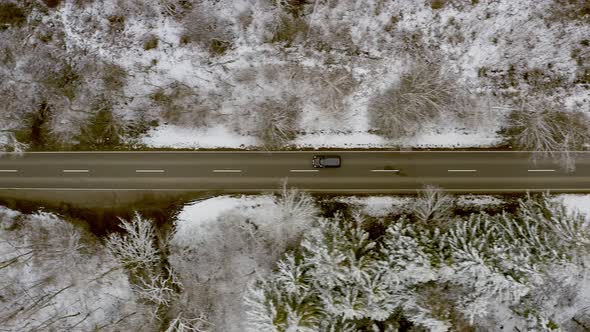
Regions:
[[254, 96, 301, 149], [0, 207, 153, 331], [368, 63, 462, 140], [505, 99, 590, 172], [412, 185, 454, 225]]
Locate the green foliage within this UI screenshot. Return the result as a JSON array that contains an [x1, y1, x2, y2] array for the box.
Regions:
[[77, 99, 122, 149], [42, 62, 80, 100], [143, 35, 159, 50], [0, 3, 26, 29]]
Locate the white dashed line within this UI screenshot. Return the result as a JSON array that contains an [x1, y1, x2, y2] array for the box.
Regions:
[[62, 169, 89, 173], [447, 169, 477, 172], [0, 170, 18, 173], [290, 170, 319, 173], [528, 169, 555, 172], [135, 170, 165, 173], [370, 169, 399, 172], [212, 170, 242, 173]]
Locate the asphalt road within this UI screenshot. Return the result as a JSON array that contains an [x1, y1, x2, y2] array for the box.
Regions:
[[0, 151, 587, 193]]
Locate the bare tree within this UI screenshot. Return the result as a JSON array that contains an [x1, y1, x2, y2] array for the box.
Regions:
[[106, 212, 160, 273], [412, 185, 454, 224], [165, 312, 212, 332], [505, 98, 590, 172], [368, 63, 459, 139]]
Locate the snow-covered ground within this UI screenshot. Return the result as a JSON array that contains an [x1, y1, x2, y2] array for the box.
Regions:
[[0, 207, 152, 331], [557, 194, 590, 217], [5, 0, 585, 151]]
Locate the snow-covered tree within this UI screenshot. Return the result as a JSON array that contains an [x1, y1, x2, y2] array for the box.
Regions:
[[412, 185, 454, 225], [106, 212, 160, 274], [505, 99, 590, 172]]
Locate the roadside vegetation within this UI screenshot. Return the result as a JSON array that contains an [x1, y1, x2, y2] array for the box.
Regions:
[[1, 0, 588, 153], [3, 186, 590, 331]]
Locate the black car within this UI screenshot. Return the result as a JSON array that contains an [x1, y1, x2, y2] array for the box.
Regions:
[[312, 155, 341, 168]]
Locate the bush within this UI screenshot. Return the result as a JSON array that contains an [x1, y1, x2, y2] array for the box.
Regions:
[[368, 63, 458, 139], [254, 96, 300, 149], [102, 63, 127, 92], [547, 0, 590, 23], [107, 15, 125, 33], [15, 102, 56, 150], [504, 99, 590, 172], [42, 62, 80, 100], [77, 98, 123, 149], [271, 14, 309, 46], [180, 7, 234, 55], [149, 83, 209, 127], [143, 35, 159, 50], [0, 3, 26, 29], [42, 0, 62, 8]]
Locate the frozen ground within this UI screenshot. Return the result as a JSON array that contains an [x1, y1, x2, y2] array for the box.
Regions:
[[21, 0, 586, 151]]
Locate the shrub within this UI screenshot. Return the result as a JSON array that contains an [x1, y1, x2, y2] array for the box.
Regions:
[[254, 96, 300, 149], [42, 0, 62, 8], [368, 63, 458, 140], [42, 62, 80, 100], [504, 99, 590, 172], [271, 14, 309, 46], [430, 0, 447, 9], [143, 35, 159, 50], [180, 7, 233, 55], [102, 63, 127, 92], [0, 3, 26, 29], [107, 15, 125, 33], [274, 0, 310, 18], [547, 0, 590, 23], [149, 83, 209, 127], [77, 98, 123, 149], [17, 102, 57, 150]]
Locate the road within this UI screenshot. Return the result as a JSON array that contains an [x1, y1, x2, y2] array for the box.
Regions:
[[0, 151, 587, 193]]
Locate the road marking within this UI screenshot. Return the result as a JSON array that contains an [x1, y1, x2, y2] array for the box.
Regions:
[[447, 169, 477, 172], [0, 170, 18, 172], [370, 169, 399, 172], [528, 169, 555, 172], [62, 169, 89, 173], [212, 169, 242, 173], [290, 170, 319, 173], [136, 169, 165, 173]]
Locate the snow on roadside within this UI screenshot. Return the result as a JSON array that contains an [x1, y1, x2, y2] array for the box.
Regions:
[[173, 194, 277, 246], [555, 194, 590, 218], [335, 196, 413, 217], [141, 124, 258, 149]]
